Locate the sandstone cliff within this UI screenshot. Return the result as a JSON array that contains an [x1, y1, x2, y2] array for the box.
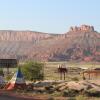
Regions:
[[0, 25, 99, 62], [0, 30, 52, 41]]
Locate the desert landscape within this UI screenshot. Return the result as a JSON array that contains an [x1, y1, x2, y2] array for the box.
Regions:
[[0, 0, 100, 100], [0, 25, 99, 62], [0, 25, 100, 100]]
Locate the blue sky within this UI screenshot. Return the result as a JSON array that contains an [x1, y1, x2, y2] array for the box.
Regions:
[[0, 0, 100, 33]]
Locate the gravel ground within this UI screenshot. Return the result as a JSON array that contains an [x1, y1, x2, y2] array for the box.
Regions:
[[0, 91, 44, 100]]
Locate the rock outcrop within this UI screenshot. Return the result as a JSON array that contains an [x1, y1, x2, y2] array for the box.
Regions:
[[0, 30, 52, 41], [69, 25, 94, 32], [0, 25, 99, 62], [32, 80, 100, 97]]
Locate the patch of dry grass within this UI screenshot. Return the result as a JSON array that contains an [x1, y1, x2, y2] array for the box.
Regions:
[[44, 62, 100, 80]]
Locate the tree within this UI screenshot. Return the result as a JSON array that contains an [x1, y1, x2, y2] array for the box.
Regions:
[[21, 61, 44, 81]]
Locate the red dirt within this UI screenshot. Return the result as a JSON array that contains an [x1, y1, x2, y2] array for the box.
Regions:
[[0, 90, 48, 100]]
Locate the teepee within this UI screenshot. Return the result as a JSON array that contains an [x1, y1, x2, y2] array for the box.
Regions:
[[6, 67, 26, 90]]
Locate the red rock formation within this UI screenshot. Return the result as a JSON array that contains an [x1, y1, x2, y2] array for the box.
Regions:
[[0, 25, 99, 62], [0, 30, 52, 41], [69, 25, 94, 32]]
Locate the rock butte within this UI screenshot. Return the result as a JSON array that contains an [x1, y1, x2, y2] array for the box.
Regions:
[[69, 25, 94, 32], [0, 25, 99, 62]]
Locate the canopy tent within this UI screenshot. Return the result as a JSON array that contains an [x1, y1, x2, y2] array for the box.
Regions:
[[5, 67, 26, 90]]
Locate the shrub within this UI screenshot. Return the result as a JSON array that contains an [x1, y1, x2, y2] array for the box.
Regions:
[[85, 88, 100, 97], [71, 77, 79, 81], [21, 61, 44, 81], [5, 74, 12, 81], [62, 89, 79, 97], [76, 95, 86, 100], [51, 92, 62, 97]]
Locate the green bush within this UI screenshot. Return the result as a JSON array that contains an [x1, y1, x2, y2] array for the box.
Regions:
[[21, 61, 44, 81]]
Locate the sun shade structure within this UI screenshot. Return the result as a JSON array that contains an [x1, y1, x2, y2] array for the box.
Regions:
[[0, 59, 18, 68], [5, 67, 26, 90], [0, 59, 18, 74]]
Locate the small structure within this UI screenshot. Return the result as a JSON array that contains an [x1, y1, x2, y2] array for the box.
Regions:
[[5, 67, 26, 90], [58, 64, 68, 80], [0, 59, 18, 74]]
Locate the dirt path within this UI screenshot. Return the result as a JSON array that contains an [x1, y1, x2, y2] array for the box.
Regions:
[[0, 90, 46, 100], [0, 94, 46, 100], [0, 95, 30, 100]]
